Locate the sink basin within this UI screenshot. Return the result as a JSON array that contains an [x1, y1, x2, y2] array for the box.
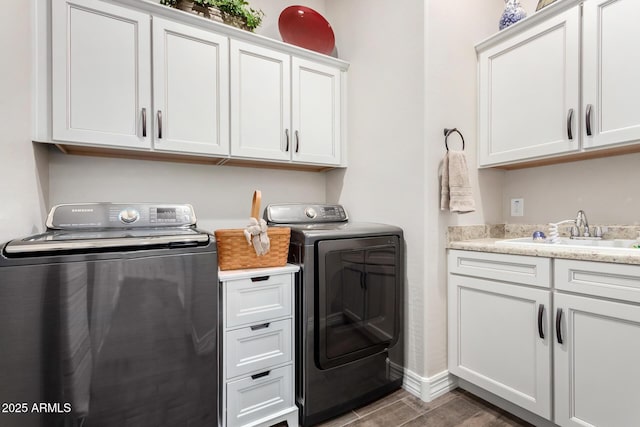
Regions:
[[496, 237, 640, 253]]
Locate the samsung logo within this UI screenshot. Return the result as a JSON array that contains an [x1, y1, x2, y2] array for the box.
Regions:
[[71, 208, 94, 213]]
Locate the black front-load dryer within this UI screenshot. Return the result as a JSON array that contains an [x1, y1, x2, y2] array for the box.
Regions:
[[266, 203, 404, 426]]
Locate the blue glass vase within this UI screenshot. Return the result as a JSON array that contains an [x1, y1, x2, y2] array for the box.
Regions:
[[499, 0, 527, 30]]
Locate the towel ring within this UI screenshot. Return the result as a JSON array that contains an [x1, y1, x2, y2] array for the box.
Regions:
[[444, 128, 465, 151]]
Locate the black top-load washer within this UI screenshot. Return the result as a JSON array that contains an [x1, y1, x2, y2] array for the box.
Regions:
[[265, 203, 404, 426], [0, 203, 219, 427]]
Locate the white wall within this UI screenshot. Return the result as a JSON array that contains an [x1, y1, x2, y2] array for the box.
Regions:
[[424, 0, 506, 376], [0, 1, 48, 243], [324, 0, 427, 375], [48, 150, 326, 231], [503, 153, 640, 225], [325, 0, 511, 381]]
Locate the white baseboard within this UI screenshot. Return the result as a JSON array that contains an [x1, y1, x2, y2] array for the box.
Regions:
[[391, 363, 459, 402]]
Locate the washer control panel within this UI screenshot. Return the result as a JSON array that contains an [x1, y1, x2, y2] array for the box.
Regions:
[[265, 204, 348, 224], [47, 203, 197, 229]]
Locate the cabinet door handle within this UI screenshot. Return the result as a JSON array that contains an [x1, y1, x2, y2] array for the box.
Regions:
[[538, 304, 545, 339], [251, 370, 271, 380], [295, 130, 300, 153], [585, 104, 593, 136], [251, 276, 270, 282], [157, 110, 163, 139], [556, 308, 564, 344], [250, 322, 270, 331], [142, 108, 147, 137], [284, 129, 290, 152], [566, 108, 574, 140]]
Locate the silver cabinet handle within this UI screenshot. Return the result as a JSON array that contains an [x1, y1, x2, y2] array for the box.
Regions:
[[295, 130, 300, 153], [142, 108, 147, 137], [157, 110, 163, 139], [285, 129, 290, 152], [567, 108, 574, 140], [585, 104, 593, 136]]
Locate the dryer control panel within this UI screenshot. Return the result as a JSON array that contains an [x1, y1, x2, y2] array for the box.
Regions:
[[265, 204, 348, 224]]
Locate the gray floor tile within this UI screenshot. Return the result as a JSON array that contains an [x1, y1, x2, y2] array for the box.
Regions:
[[315, 410, 359, 427], [345, 400, 421, 427], [400, 396, 483, 427], [401, 391, 457, 414], [352, 389, 411, 417]]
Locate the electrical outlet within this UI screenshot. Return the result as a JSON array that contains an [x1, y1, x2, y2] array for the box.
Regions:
[[511, 198, 524, 217]]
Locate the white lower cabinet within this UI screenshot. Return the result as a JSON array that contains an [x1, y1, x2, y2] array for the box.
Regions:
[[220, 265, 299, 427], [449, 251, 640, 427], [554, 260, 640, 427], [448, 251, 552, 419]]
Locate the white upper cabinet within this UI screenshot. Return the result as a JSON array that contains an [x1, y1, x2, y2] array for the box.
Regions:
[[478, 6, 580, 167], [230, 41, 342, 166], [582, 0, 640, 150], [44, 0, 348, 168], [478, 0, 640, 168], [152, 17, 229, 156], [52, 0, 151, 149], [230, 40, 291, 162], [291, 58, 341, 165]]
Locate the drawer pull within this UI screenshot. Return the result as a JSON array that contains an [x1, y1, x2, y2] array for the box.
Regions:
[[556, 308, 564, 344], [538, 304, 545, 339], [251, 370, 271, 380], [250, 322, 270, 331], [251, 276, 270, 282]]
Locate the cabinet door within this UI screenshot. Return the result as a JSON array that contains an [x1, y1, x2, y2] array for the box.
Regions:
[[291, 58, 341, 165], [583, 0, 640, 150], [478, 6, 580, 166], [152, 18, 229, 156], [230, 40, 290, 161], [554, 293, 640, 427], [448, 275, 552, 418], [52, 0, 151, 148]]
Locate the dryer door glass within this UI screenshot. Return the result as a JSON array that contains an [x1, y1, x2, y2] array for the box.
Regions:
[[316, 236, 400, 369]]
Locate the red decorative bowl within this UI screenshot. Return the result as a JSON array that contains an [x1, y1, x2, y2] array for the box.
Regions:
[[278, 6, 335, 55]]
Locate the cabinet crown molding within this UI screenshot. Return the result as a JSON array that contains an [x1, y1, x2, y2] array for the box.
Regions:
[[111, 0, 349, 71], [475, 0, 582, 53]]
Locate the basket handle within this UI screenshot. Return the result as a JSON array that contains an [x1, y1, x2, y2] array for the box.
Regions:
[[251, 190, 261, 220]]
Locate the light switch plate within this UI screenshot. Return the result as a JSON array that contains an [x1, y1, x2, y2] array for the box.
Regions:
[[511, 198, 524, 217]]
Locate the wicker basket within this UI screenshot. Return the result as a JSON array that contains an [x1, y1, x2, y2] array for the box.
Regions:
[[215, 191, 290, 271]]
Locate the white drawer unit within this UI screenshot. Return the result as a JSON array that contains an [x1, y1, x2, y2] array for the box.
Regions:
[[220, 265, 299, 427], [227, 365, 294, 427], [226, 319, 292, 379], [225, 273, 293, 328]]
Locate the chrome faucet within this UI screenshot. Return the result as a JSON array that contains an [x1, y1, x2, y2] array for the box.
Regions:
[[574, 210, 590, 238]]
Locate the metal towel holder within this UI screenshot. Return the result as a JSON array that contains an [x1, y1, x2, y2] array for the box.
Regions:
[[444, 128, 465, 151]]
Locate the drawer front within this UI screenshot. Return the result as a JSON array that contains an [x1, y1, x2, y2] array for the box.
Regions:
[[555, 259, 640, 303], [225, 273, 292, 328], [448, 250, 551, 288], [226, 365, 293, 427], [226, 318, 292, 379]]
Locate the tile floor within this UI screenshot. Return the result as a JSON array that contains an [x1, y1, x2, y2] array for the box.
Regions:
[[313, 388, 534, 427]]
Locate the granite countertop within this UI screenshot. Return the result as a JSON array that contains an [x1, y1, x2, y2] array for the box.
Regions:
[[447, 224, 640, 265]]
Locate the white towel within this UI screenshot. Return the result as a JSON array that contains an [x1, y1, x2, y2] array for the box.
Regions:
[[244, 218, 271, 256], [440, 150, 476, 213]]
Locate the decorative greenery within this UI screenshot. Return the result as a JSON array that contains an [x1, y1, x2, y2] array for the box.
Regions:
[[213, 0, 264, 31], [160, 0, 264, 32]]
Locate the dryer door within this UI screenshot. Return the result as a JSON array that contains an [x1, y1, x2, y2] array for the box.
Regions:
[[316, 236, 400, 369]]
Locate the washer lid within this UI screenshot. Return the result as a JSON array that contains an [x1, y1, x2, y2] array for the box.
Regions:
[[4, 228, 209, 255]]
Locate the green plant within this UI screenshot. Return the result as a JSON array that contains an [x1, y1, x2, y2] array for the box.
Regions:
[[211, 0, 264, 31]]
